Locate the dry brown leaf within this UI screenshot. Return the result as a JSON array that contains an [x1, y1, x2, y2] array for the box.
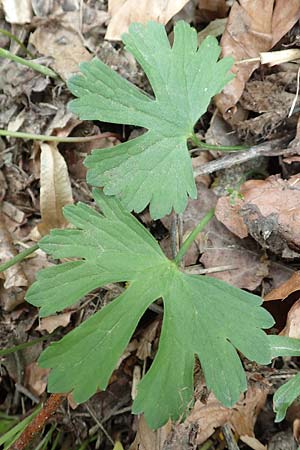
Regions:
[[216, 0, 300, 118], [38, 142, 73, 236], [279, 300, 300, 338], [215, 174, 300, 258], [36, 312, 72, 334], [129, 415, 172, 450], [265, 272, 300, 301], [25, 362, 50, 397], [29, 18, 91, 80], [105, 0, 191, 40], [197, 18, 227, 44], [186, 382, 269, 445]]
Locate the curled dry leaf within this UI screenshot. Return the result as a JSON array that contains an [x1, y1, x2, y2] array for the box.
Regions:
[[184, 381, 269, 445], [279, 300, 300, 339], [216, 0, 300, 118], [215, 174, 300, 258], [265, 272, 300, 301], [105, 0, 191, 40], [38, 143, 73, 236]]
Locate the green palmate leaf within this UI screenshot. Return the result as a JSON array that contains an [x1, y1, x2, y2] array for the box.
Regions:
[[269, 335, 300, 358], [67, 21, 234, 219], [26, 189, 274, 429], [273, 374, 300, 422]]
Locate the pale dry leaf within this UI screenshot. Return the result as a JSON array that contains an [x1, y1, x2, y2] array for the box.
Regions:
[[265, 272, 300, 301], [216, 0, 300, 118], [38, 142, 73, 236], [105, 0, 191, 40], [197, 18, 227, 45], [2, 0, 32, 23], [36, 311, 72, 334], [29, 19, 91, 80], [240, 435, 267, 450], [280, 300, 300, 339], [129, 415, 171, 450]]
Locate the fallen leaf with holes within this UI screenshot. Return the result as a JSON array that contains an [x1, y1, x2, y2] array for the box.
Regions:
[[265, 272, 300, 301], [36, 312, 73, 334], [215, 174, 300, 258], [105, 0, 191, 40], [216, 0, 300, 118], [185, 381, 269, 445], [38, 142, 73, 236]]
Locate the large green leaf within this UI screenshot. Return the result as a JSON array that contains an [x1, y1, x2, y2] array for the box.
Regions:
[[67, 21, 234, 219], [26, 190, 274, 428]]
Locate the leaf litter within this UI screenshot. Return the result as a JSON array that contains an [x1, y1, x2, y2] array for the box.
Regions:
[[1, 1, 300, 449]]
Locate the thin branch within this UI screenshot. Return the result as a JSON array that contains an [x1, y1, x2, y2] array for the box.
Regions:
[[0, 129, 119, 143], [11, 394, 66, 450]]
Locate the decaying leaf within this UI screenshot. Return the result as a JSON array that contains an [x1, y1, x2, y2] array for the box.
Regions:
[[197, 0, 229, 22], [215, 174, 300, 258], [182, 381, 269, 445], [29, 18, 91, 80], [38, 142, 73, 236], [216, 0, 300, 118], [105, 0, 191, 40]]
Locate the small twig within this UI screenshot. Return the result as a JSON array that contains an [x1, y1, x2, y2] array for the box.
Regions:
[[193, 137, 291, 177], [85, 403, 114, 446], [221, 424, 240, 450], [11, 393, 66, 450], [15, 383, 40, 404]]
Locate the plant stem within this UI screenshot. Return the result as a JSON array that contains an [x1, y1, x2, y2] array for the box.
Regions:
[[0, 28, 34, 57], [191, 133, 248, 152], [174, 208, 214, 265], [0, 129, 118, 143], [0, 335, 53, 358], [0, 243, 39, 273], [0, 48, 58, 78], [11, 394, 66, 450]]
